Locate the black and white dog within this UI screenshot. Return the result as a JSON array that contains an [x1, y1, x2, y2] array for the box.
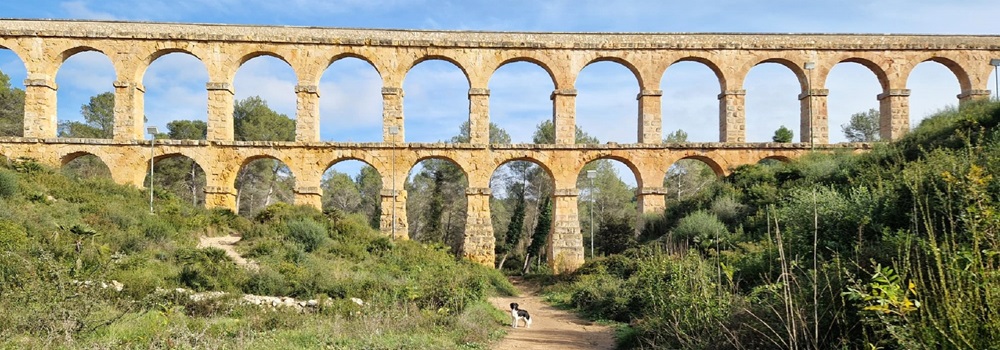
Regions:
[[509, 302, 532, 328]]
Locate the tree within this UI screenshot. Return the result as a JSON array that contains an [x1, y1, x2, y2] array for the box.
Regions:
[[355, 165, 383, 228], [523, 197, 551, 273], [234, 96, 294, 142], [663, 130, 717, 201], [167, 120, 207, 140], [451, 120, 511, 144], [596, 215, 635, 255], [664, 129, 688, 143], [0, 69, 25, 137], [58, 92, 114, 138], [772, 125, 793, 143], [532, 119, 600, 144], [231, 96, 296, 215], [59, 92, 116, 179], [842, 108, 880, 142], [321, 170, 362, 213]]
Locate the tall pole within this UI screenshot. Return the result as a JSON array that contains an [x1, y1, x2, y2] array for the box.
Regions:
[[389, 126, 400, 240], [146, 126, 159, 214]]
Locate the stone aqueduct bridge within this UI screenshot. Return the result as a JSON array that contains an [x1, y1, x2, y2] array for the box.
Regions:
[[1, 19, 998, 272]]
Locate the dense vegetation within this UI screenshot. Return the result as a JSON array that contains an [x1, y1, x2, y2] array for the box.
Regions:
[[544, 100, 1000, 349], [0, 157, 515, 348]]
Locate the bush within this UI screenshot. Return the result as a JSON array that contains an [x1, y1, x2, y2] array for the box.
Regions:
[[671, 210, 729, 250], [0, 170, 17, 199], [286, 219, 327, 252]]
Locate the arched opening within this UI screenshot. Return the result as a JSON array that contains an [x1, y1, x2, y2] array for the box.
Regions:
[[757, 156, 790, 166], [907, 61, 961, 126], [577, 158, 638, 258], [663, 156, 721, 202], [61, 152, 112, 180], [403, 59, 469, 143], [233, 55, 297, 141], [320, 57, 382, 142], [405, 157, 468, 254], [576, 60, 639, 144], [321, 159, 383, 229], [827, 62, 882, 143], [143, 53, 208, 139], [489, 158, 554, 271], [489, 61, 553, 143], [56, 51, 116, 139], [235, 156, 295, 216], [144, 154, 207, 206], [0, 48, 27, 137], [745, 62, 800, 142], [661, 61, 722, 142]]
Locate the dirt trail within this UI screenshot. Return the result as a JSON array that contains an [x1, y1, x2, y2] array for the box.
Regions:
[[197, 235, 258, 270], [490, 278, 615, 350]]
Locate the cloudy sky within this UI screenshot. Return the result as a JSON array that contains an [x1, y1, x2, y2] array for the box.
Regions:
[[1, 0, 999, 183]]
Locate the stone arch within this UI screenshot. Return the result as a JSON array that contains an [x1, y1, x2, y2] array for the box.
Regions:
[[824, 60, 885, 143], [321, 157, 383, 223], [60, 150, 112, 179], [237, 51, 294, 73], [405, 155, 470, 254], [142, 52, 210, 132], [491, 58, 558, 88], [233, 154, 296, 215], [661, 58, 726, 142], [667, 56, 727, 91], [145, 152, 208, 206], [409, 154, 469, 179], [319, 55, 384, 142], [138, 49, 206, 82], [835, 57, 890, 92], [0, 45, 27, 137], [55, 49, 117, 138], [575, 59, 642, 143], [491, 155, 555, 183], [488, 60, 557, 143], [577, 56, 644, 89], [328, 53, 383, 79], [907, 56, 973, 92], [758, 154, 792, 163], [56, 46, 108, 66], [905, 58, 964, 124], [668, 155, 725, 177], [402, 58, 471, 143], [742, 58, 804, 142], [576, 154, 643, 189], [233, 53, 299, 139], [406, 55, 471, 87], [751, 58, 811, 91], [488, 156, 556, 268]]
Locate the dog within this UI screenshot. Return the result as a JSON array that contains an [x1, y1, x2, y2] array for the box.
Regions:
[[510, 302, 532, 328]]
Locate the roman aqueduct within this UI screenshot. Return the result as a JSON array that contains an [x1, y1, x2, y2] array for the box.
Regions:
[[0, 19, 997, 272]]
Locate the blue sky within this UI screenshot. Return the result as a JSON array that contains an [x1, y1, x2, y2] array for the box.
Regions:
[[1, 0, 999, 184]]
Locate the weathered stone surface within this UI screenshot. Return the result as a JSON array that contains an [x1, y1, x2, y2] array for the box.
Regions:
[[2, 19, 995, 273]]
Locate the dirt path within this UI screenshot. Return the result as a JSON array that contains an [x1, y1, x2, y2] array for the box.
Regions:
[[489, 278, 616, 350], [197, 235, 258, 270]]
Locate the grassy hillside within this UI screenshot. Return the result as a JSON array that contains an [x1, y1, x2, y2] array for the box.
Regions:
[[542, 100, 1000, 349], [0, 159, 515, 349]]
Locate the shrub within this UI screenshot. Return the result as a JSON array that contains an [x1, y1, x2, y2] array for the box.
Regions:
[[286, 219, 327, 252], [0, 170, 17, 199], [671, 210, 729, 250]]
